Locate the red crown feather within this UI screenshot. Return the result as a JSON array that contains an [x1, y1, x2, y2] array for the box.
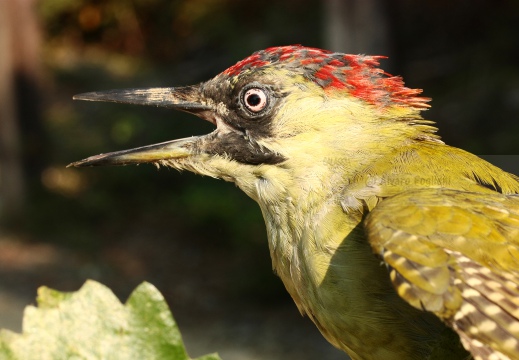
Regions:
[[223, 45, 430, 110]]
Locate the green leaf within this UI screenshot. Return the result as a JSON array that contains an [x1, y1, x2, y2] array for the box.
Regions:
[[0, 280, 221, 360]]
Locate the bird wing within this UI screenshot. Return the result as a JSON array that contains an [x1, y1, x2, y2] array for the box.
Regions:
[[365, 188, 519, 360]]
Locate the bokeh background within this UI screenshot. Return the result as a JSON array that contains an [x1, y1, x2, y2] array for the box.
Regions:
[[0, 1, 518, 359]]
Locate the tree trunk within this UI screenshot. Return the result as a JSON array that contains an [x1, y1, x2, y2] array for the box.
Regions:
[[0, 0, 42, 225], [323, 0, 394, 70], [0, 1, 25, 223]]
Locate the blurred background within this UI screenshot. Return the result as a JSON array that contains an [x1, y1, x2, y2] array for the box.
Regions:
[[0, 0, 518, 359]]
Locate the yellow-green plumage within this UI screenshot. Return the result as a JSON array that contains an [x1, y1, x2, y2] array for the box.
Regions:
[[255, 137, 519, 359], [368, 187, 519, 359], [70, 46, 519, 360]]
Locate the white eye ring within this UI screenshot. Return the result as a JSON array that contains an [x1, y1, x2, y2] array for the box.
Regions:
[[243, 88, 268, 113]]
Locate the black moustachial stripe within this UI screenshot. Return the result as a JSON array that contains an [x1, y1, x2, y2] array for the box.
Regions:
[[204, 132, 286, 165]]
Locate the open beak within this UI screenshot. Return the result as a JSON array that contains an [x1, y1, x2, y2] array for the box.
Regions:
[[68, 86, 213, 167]]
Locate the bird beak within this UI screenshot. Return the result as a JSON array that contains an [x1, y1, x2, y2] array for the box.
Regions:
[[68, 86, 213, 167]]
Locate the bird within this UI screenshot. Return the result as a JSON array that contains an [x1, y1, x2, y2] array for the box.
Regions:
[[69, 45, 519, 360]]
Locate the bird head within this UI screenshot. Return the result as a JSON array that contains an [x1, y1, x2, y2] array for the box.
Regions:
[[70, 45, 437, 200]]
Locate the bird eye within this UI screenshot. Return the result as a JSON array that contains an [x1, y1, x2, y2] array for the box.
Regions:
[[243, 88, 268, 113]]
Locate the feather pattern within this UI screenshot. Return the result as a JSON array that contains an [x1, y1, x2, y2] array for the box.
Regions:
[[366, 189, 519, 359]]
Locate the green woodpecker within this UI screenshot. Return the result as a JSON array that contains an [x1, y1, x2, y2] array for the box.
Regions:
[[70, 46, 519, 360]]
